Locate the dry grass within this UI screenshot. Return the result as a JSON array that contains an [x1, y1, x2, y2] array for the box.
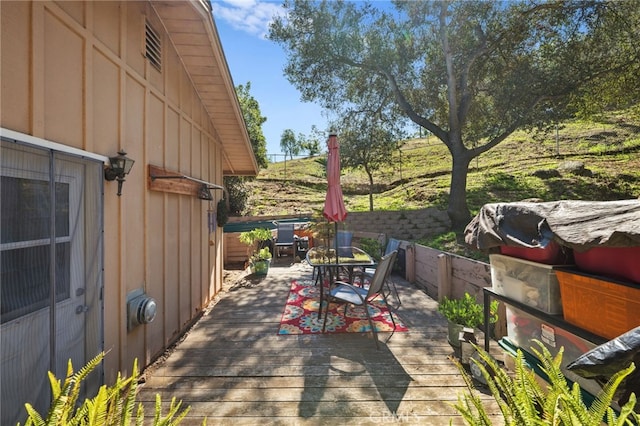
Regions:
[[246, 113, 640, 217]]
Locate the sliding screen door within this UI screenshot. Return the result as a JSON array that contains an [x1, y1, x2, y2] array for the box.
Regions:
[[1, 139, 103, 425]]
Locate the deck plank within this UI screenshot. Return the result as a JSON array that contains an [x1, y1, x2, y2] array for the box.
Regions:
[[139, 262, 504, 425]]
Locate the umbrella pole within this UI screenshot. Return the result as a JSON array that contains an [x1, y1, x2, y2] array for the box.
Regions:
[[334, 222, 339, 264], [334, 221, 339, 283], [325, 219, 330, 251]]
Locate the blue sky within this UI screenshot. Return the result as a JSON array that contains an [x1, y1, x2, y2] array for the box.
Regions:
[[212, 0, 332, 160]]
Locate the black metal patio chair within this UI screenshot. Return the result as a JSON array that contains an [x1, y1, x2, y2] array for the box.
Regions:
[[275, 222, 295, 258], [322, 250, 399, 349]]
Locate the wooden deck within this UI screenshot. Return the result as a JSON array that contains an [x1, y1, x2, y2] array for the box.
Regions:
[[138, 261, 503, 425]]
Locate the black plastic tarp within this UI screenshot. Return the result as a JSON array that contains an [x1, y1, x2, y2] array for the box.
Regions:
[[464, 199, 640, 252], [567, 326, 640, 410], [568, 326, 640, 379]]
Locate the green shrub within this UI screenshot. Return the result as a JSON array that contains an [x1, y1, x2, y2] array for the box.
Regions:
[[19, 352, 203, 426], [359, 237, 383, 261], [438, 292, 498, 328], [417, 232, 489, 262], [223, 176, 249, 215], [239, 228, 273, 263], [452, 341, 639, 425], [216, 198, 229, 227]]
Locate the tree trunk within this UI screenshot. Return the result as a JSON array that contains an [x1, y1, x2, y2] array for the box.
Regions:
[[447, 153, 472, 231], [367, 170, 374, 211]]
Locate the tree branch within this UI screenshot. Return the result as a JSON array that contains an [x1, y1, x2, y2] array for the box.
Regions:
[[458, 23, 488, 126], [440, 2, 460, 139], [332, 52, 450, 145]]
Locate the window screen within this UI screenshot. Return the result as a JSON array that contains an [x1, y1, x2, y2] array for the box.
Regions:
[[1, 177, 71, 322]]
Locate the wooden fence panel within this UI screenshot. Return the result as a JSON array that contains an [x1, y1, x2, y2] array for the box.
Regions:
[[450, 256, 492, 301], [224, 232, 246, 264], [414, 245, 441, 298], [408, 243, 505, 338]]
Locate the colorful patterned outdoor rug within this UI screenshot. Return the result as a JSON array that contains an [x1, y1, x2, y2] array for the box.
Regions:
[[278, 279, 408, 335]]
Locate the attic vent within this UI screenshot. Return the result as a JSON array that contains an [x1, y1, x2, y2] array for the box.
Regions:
[[145, 21, 161, 71]]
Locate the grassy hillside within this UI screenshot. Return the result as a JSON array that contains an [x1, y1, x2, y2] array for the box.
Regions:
[[246, 112, 640, 221]]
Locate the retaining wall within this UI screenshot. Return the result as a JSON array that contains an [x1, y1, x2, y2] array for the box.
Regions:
[[344, 208, 450, 241], [223, 207, 451, 264]]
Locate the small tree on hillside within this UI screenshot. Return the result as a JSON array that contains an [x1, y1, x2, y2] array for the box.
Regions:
[[301, 137, 321, 156], [299, 125, 323, 156], [280, 129, 301, 161], [339, 114, 405, 211]]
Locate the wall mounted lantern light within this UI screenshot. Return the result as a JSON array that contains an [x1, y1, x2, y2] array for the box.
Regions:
[[104, 149, 135, 196]]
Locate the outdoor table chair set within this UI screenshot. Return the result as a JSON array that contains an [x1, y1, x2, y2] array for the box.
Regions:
[[306, 246, 401, 349]]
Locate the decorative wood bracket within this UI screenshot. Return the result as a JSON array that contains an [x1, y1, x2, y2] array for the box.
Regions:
[[148, 165, 197, 196], [148, 165, 226, 200]]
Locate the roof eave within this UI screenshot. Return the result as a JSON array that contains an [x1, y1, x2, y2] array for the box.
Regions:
[[151, 0, 259, 177]]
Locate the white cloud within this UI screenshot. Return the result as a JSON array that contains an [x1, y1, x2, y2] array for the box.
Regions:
[[211, 0, 286, 38]]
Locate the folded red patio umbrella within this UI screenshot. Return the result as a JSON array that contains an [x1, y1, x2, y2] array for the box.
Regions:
[[323, 133, 347, 261], [323, 132, 347, 222]]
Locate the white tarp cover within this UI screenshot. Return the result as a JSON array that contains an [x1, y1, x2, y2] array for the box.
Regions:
[[464, 199, 640, 252]]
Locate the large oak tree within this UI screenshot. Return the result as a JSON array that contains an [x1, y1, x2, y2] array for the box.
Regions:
[[269, 0, 640, 230]]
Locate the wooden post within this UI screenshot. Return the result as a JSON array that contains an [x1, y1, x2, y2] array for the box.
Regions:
[[405, 243, 416, 283], [437, 252, 452, 302]]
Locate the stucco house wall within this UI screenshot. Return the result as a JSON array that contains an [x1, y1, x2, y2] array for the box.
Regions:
[[1, 1, 256, 421]]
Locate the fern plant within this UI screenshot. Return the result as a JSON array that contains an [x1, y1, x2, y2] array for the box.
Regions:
[[451, 340, 639, 425], [19, 352, 203, 426]]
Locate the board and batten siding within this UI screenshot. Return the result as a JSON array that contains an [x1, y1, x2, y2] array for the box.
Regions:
[[1, 0, 226, 382]]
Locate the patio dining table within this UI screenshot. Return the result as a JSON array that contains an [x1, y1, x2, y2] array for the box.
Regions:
[[306, 246, 376, 319]]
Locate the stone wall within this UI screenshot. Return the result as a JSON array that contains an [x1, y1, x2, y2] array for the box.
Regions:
[[344, 207, 451, 241], [224, 207, 451, 242]]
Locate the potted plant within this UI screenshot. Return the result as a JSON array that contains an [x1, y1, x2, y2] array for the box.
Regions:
[[239, 228, 273, 275], [438, 292, 498, 348]]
